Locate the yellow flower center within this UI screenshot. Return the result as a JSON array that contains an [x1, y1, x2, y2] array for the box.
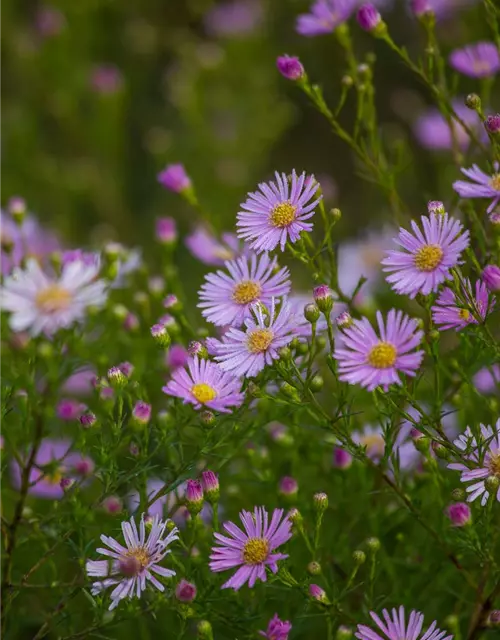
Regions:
[[247, 329, 274, 353], [243, 537, 269, 564], [458, 309, 471, 321], [46, 467, 64, 485], [125, 547, 150, 570], [488, 452, 500, 477], [414, 244, 443, 272], [360, 434, 385, 457], [490, 174, 500, 191], [191, 383, 217, 404], [35, 285, 72, 313], [367, 342, 397, 369], [269, 202, 297, 228], [232, 280, 262, 305]]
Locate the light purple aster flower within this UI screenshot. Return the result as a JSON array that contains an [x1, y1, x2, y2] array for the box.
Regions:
[[208, 298, 298, 378], [198, 253, 291, 327], [259, 613, 292, 639], [473, 364, 500, 394], [86, 514, 179, 610], [236, 170, 322, 253], [355, 605, 453, 640], [334, 309, 424, 391], [10, 438, 93, 499], [0, 257, 107, 335], [382, 213, 470, 298], [413, 100, 484, 151], [432, 279, 494, 331], [296, 0, 357, 36], [453, 163, 500, 214], [163, 356, 244, 413], [186, 227, 245, 266], [449, 41, 500, 78], [209, 506, 292, 590], [448, 420, 500, 505]]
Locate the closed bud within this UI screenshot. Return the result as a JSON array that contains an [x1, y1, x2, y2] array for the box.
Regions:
[[414, 435, 430, 454], [356, 4, 385, 36], [288, 508, 303, 525], [175, 579, 197, 602], [60, 477, 75, 491], [304, 303, 320, 323], [431, 441, 449, 460], [156, 217, 177, 244], [444, 615, 459, 631], [151, 324, 171, 349], [131, 401, 152, 427], [313, 492, 328, 512], [200, 410, 216, 426], [485, 475, 500, 493], [366, 537, 380, 552], [185, 479, 204, 516], [307, 561, 322, 575], [276, 54, 305, 81], [201, 470, 219, 503], [309, 583, 329, 604], [79, 412, 97, 428], [451, 487, 466, 501], [445, 502, 471, 527], [278, 346, 292, 361], [279, 476, 298, 497], [107, 366, 127, 389], [188, 341, 208, 359], [465, 93, 481, 111], [482, 265, 500, 292], [484, 114, 500, 134], [8, 196, 27, 224], [427, 200, 445, 215], [316, 335, 327, 349], [490, 611, 500, 625], [197, 620, 213, 640], [296, 341, 309, 355], [353, 550, 366, 564], [336, 626, 353, 640], [313, 285, 334, 314], [310, 375, 324, 392], [336, 311, 352, 329], [163, 294, 181, 311], [333, 447, 352, 469], [37, 342, 54, 359], [102, 495, 123, 514], [341, 75, 354, 87], [280, 382, 300, 401]]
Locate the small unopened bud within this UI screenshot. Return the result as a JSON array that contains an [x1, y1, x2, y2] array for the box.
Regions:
[[484, 114, 500, 134], [304, 303, 320, 323], [366, 537, 380, 552], [200, 410, 216, 426], [482, 265, 500, 292], [119, 361, 134, 378], [60, 477, 75, 491], [185, 479, 204, 516], [313, 285, 333, 314], [313, 492, 328, 512], [353, 550, 366, 564], [107, 366, 127, 389], [445, 502, 471, 527], [188, 340, 208, 359], [331, 208, 342, 222], [197, 620, 213, 640], [37, 342, 54, 359], [201, 470, 219, 503], [356, 4, 385, 36], [175, 579, 197, 602], [131, 401, 152, 427], [490, 611, 500, 625], [413, 435, 430, 454], [280, 382, 300, 401], [485, 475, 500, 493], [79, 412, 97, 428], [288, 508, 303, 525], [309, 583, 329, 604], [8, 196, 27, 224], [451, 487, 466, 502], [333, 447, 353, 469], [310, 375, 324, 392], [158, 163, 191, 193], [276, 54, 305, 81], [431, 441, 449, 460], [156, 217, 177, 244], [279, 476, 298, 497], [151, 324, 171, 349], [341, 75, 354, 87], [465, 93, 481, 111], [102, 495, 123, 514], [307, 561, 322, 575], [336, 311, 352, 329], [163, 294, 181, 310], [410, 0, 432, 16], [278, 346, 292, 361], [336, 626, 353, 640], [123, 312, 139, 332], [427, 200, 445, 215]]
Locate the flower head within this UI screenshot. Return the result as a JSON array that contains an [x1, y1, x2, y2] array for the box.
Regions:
[[209, 506, 292, 590], [236, 170, 322, 253], [485, 114, 500, 134], [276, 55, 305, 80], [163, 356, 244, 413], [448, 420, 500, 506], [296, 0, 356, 37], [355, 605, 452, 640], [86, 514, 179, 610], [0, 257, 107, 335], [208, 298, 299, 377], [449, 41, 500, 78], [382, 213, 469, 298], [334, 310, 424, 391], [198, 253, 290, 327], [453, 163, 500, 213], [259, 613, 292, 639], [186, 227, 245, 266], [445, 502, 471, 526], [432, 279, 494, 331], [157, 164, 191, 193], [175, 579, 197, 602], [11, 439, 93, 499]]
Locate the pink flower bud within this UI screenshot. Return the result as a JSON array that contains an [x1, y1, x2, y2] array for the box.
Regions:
[[175, 579, 197, 602], [445, 502, 471, 527], [276, 55, 304, 80], [333, 447, 352, 469], [157, 164, 191, 193], [156, 217, 177, 244]]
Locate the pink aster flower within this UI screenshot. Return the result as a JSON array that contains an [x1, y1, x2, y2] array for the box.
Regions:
[[296, 0, 357, 36], [209, 506, 292, 590], [208, 298, 298, 378], [198, 253, 291, 327], [259, 614, 292, 639], [163, 356, 244, 413], [0, 257, 107, 335], [11, 438, 93, 499], [236, 170, 322, 253], [448, 420, 500, 505], [86, 514, 179, 610], [382, 213, 469, 298], [413, 101, 484, 151], [432, 279, 494, 331], [334, 309, 424, 391], [186, 227, 245, 266], [449, 41, 500, 78], [453, 163, 500, 214], [355, 605, 452, 640]]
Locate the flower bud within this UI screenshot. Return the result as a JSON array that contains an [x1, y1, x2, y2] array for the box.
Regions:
[[336, 626, 353, 640], [331, 208, 342, 222], [188, 340, 208, 359], [304, 303, 321, 324], [131, 401, 152, 427], [158, 163, 191, 193], [353, 550, 366, 564], [151, 323, 171, 349], [482, 265, 500, 292], [197, 620, 213, 640], [485, 475, 500, 493], [307, 561, 322, 575], [276, 54, 305, 81], [445, 502, 471, 527], [413, 435, 430, 454], [8, 196, 27, 224], [410, 0, 432, 16], [201, 470, 219, 503], [288, 508, 303, 525], [129, 442, 139, 456], [79, 412, 97, 429], [356, 4, 384, 35], [366, 537, 381, 552], [336, 311, 352, 329], [60, 477, 75, 491], [107, 366, 127, 389], [313, 285, 333, 314], [309, 583, 329, 604], [451, 487, 466, 502], [431, 441, 449, 460], [102, 495, 122, 514], [484, 114, 500, 134], [156, 217, 177, 244], [124, 312, 139, 332], [313, 492, 328, 512], [279, 476, 298, 497], [185, 479, 204, 516], [278, 346, 292, 361], [341, 75, 354, 87], [163, 294, 181, 310], [280, 382, 300, 401], [37, 342, 54, 359], [310, 375, 324, 393], [200, 410, 216, 426], [465, 93, 481, 111], [490, 611, 500, 625], [119, 362, 134, 378], [175, 579, 197, 602], [427, 200, 445, 215], [333, 447, 352, 469]]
